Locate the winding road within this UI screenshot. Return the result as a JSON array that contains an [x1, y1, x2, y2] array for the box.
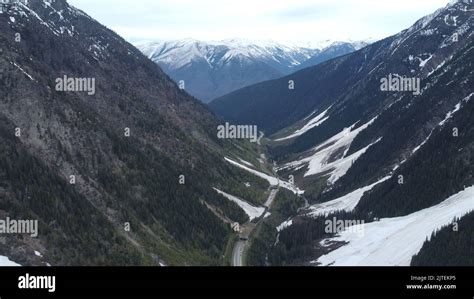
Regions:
[[231, 132, 283, 266]]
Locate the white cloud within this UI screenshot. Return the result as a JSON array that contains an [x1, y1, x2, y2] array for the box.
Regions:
[[68, 0, 451, 43]]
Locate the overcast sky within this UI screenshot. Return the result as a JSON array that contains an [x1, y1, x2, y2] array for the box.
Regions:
[[68, 0, 451, 44]]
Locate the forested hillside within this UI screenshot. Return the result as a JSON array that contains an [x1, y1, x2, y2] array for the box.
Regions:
[[0, 0, 269, 266]]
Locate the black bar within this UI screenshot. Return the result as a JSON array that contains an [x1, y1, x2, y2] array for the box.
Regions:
[[0, 267, 473, 298]]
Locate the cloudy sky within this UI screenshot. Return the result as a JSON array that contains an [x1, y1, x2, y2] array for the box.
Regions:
[[68, 0, 451, 44]]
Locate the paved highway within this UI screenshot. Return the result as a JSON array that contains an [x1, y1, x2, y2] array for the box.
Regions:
[[231, 133, 282, 266], [232, 188, 279, 266], [232, 240, 246, 267]]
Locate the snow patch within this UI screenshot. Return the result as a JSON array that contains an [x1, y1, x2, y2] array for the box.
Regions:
[[275, 106, 331, 141], [0, 256, 20, 267], [10, 62, 35, 81], [280, 118, 379, 184], [225, 157, 278, 185], [213, 188, 265, 221], [439, 93, 473, 126], [418, 55, 433, 68], [307, 176, 391, 217], [225, 157, 304, 195], [315, 185, 474, 266], [238, 158, 254, 168], [412, 131, 434, 154], [20, 4, 59, 36]]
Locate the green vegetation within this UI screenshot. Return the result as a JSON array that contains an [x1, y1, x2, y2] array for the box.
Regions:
[[246, 189, 304, 266], [0, 117, 146, 266], [412, 212, 474, 266]]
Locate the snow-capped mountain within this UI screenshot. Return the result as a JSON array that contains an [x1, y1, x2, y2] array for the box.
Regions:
[[137, 39, 317, 73], [293, 41, 370, 72], [136, 39, 368, 102]]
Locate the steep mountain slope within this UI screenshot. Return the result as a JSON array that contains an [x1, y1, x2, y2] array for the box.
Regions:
[[0, 0, 272, 266], [210, 1, 471, 136], [411, 211, 474, 266], [137, 39, 366, 102], [229, 0, 474, 266]]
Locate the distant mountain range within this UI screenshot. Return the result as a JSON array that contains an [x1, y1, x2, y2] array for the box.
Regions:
[[136, 39, 371, 102]]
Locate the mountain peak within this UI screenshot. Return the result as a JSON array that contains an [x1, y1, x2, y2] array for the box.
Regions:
[[136, 38, 371, 102]]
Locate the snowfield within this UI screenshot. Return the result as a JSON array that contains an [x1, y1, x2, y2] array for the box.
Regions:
[[307, 176, 391, 217], [314, 186, 474, 266], [0, 256, 20, 267], [275, 107, 331, 141], [280, 118, 379, 183], [225, 157, 278, 185], [213, 188, 265, 221], [224, 157, 304, 195]]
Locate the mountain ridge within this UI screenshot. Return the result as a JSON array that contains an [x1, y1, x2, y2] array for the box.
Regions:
[[137, 38, 371, 102]]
